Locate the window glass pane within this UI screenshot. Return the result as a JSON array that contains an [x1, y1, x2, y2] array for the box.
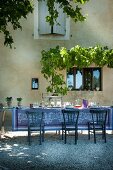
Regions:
[[92, 69, 101, 90], [67, 69, 74, 90], [75, 69, 83, 89]]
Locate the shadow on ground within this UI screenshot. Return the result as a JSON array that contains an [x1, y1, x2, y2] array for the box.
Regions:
[[0, 132, 113, 170]]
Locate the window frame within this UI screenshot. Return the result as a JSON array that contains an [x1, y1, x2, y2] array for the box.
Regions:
[[67, 67, 102, 91]]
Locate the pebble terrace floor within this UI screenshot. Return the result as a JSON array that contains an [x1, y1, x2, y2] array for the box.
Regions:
[[0, 131, 113, 170]]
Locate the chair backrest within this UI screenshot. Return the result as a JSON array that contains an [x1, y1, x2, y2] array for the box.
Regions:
[[26, 110, 44, 126], [62, 109, 79, 125], [90, 108, 108, 125]]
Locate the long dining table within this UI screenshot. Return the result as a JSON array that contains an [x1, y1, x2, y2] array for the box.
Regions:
[[12, 106, 113, 131]]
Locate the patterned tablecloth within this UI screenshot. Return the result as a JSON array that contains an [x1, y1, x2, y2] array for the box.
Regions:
[[12, 107, 113, 131]]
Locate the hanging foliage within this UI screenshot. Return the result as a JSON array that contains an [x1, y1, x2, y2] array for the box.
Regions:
[[41, 45, 113, 95], [0, 0, 33, 48], [45, 0, 89, 26], [41, 46, 68, 95], [0, 0, 89, 48]]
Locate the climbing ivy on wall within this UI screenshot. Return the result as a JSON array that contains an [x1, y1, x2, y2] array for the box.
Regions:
[[41, 45, 113, 95]]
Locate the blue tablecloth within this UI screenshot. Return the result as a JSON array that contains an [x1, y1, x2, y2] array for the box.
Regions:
[[12, 107, 113, 131]]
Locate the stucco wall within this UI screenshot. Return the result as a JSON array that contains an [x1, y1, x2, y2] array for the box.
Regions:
[[0, 0, 113, 107]]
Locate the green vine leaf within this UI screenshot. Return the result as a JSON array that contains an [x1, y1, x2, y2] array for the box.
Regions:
[[41, 45, 113, 95]]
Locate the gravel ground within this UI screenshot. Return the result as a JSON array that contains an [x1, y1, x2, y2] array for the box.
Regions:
[[0, 131, 113, 170]]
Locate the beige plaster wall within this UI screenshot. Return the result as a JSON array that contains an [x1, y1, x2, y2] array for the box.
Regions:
[[69, 0, 113, 49], [0, 0, 113, 107]]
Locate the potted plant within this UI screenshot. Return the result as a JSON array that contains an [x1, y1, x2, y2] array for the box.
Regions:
[[6, 97, 13, 107], [17, 97, 22, 107]]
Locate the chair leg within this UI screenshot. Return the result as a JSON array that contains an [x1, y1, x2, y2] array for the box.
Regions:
[[75, 130, 77, 145], [88, 123, 90, 140], [104, 131, 106, 143], [62, 124, 64, 140], [28, 127, 31, 145], [64, 129, 67, 144], [93, 129, 96, 144], [103, 126, 107, 143], [42, 128, 44, 142], [76, 128, 78, 140], [39, 126, 42, 145], [102, 125, 104, 139]]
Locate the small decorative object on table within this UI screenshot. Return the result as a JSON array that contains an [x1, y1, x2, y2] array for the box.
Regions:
[[42, 92, 63, 107], [6, 97, 13, 107], [82, 99, 88, 108], [30, 104, 33, 108], [17, 97, 22, 107]]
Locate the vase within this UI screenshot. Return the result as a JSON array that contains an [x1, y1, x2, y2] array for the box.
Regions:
[[17, 101, 22, 107], [7, 101, 12, 107], [82, 99, 88, 108]]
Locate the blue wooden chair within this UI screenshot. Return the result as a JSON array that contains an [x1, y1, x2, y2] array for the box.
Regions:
[[88, 108, 108, 143], [26, 110, 44, 145], [62, 109, 79, 144]]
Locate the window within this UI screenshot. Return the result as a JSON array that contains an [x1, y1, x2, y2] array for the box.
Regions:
[[67, 67, 102, 91], [31, 78, 39, 90], [34, 0, 70, 40]]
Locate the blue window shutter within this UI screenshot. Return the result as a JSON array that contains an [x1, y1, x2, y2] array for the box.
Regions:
[[53, 3, 66, 35], [38, 1, 51, 34]]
